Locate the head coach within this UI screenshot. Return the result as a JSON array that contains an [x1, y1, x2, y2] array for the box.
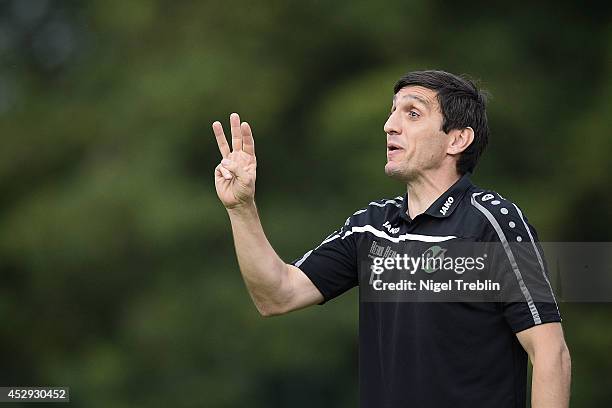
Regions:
[[212, 70, 571, 407]]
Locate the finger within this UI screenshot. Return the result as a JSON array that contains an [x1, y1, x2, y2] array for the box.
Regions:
[[221, 158, 246, 180], [220, 166, 233, 180], [241, 122, 255, 155], [230, 112, 242, 152], [212, 121, 230, 158], [215, 163, 233, 180]]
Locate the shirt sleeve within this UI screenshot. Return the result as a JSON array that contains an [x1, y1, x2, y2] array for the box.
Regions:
[[290, 215, 358, 303], [473, 193, 561, 333]]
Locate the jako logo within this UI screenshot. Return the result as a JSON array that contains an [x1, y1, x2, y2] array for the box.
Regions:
[[439, 196, 454, 215], [382, 221, 400, 234]]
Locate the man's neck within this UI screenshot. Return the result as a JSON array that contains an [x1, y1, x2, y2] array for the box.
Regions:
[[406, 171, 461, 220]]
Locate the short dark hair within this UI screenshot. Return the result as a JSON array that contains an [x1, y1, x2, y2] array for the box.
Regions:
[[393, 70, 490, 175]]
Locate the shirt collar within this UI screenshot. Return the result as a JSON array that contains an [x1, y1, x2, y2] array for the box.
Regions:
[[399, 173, 474, 221]]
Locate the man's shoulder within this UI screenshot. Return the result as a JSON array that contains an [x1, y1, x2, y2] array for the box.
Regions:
[[344, 195, 404, 226], [464, 185, 538, 243]]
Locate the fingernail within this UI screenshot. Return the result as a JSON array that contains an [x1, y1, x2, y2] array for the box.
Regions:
[[221, 159, 232, 166]]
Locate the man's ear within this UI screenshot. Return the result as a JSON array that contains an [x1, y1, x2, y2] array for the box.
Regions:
[[447, 127, 475, 155]]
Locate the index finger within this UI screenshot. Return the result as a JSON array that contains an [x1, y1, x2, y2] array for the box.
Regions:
[[212, 121, 230, 158]]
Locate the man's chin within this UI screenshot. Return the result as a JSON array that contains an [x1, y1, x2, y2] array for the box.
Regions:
[[384, 163, 403, 179], [385, 163, 412, 182]]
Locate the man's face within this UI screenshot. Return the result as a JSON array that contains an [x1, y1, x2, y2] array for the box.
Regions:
[[384, 86, 450, 182]]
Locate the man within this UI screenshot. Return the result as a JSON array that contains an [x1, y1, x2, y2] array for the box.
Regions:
[[212, 70, 571, 407]]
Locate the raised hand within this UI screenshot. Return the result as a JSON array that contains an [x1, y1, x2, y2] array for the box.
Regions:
[[213, 113, 257, 209]]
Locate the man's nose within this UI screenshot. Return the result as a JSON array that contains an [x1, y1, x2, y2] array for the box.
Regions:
[[384, 114, 400, 135]]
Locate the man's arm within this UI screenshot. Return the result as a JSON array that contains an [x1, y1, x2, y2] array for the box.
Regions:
[[226, 203, 324, 316], [212, 113, 323, 316], [516, 323, 572, 408]]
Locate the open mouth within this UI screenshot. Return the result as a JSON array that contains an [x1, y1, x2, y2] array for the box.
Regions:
[[387, 143, 403, 152]]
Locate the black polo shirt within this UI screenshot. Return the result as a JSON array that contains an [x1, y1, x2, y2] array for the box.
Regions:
[[291, 173, 561, 408]]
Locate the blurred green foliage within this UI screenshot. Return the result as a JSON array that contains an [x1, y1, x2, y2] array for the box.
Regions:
[[0, 0, 611, 406]]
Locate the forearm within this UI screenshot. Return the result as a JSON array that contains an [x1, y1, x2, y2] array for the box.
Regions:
[[531, 344, 571, 408], [227, 201, 291, 315]]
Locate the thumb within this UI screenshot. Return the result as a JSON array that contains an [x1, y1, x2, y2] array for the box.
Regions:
[[215, 163, 233, 180], [221, 158, 247, 179]]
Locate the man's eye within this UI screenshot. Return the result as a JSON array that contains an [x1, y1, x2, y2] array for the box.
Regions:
[[408, 111, 420, 118]]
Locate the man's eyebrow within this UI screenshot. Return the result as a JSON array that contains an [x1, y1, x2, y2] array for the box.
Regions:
[[400, 94, 431, 108]]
